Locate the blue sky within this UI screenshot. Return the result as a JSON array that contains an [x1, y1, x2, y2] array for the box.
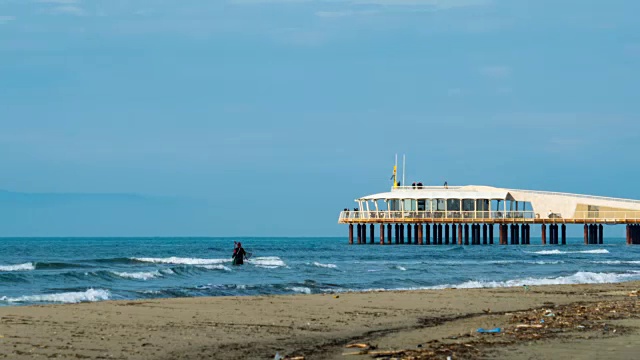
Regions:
[[0, 0, 639, 236]]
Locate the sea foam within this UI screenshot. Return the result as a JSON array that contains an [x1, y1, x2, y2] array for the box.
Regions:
[[132, 257, 229, 265], [197, 264, 232, 272], [0, 289, 111, 304], [311, 262, 337, 269], [250, 257, 286, 268], [531, 249, 610, 255], [112, 270, 164, 280], [429, 271, 638, 290], [0, 263, 35, 272]]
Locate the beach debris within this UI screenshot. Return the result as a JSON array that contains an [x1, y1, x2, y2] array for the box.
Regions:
[[476, 327, 501, 333], [482, 308, 491, 314], [334, 295, 340, 299], [274, 352, 283, 360], [345, 343, 369, 349], [629, 290, 638, 297], [516, 324, 543, 328]]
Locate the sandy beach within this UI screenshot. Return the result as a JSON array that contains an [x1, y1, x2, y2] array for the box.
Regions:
[[1, 282, 639, 359]]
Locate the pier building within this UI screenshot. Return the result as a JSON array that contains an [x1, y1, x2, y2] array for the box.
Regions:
[[339, 185, 640, 246]]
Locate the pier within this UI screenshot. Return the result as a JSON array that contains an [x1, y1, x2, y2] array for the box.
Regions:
[[339, 185, 640, 245]]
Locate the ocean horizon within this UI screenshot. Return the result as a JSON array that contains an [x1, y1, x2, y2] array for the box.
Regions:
[[2, 237, 639, 307]]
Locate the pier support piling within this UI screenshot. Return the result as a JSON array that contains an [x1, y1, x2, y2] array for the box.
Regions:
[[584, 224, 588, 245], [380, 224, 385, 245], [541, 224, 546, 245], [483, 224, 488, 245], [433, 224, 438, 245], [464, 224, 470, 245], [445, 224, 450, 245], [362, 224, 367, 244], [471, 224, 476, 245], [438, 224, 443, 245], [400, 224, 404, 244], [407, 224, 412, 245], [599, 224, 604, 245], [349, 224, 354, 245], [387, 224, 392, 245], [520, 224, 526, 245], [425, 224, 431, 245], [627, 225, 631, 245], [561, 224, 566, 245], [452, 224, 457, 245], [370, 224, 374, 245], [458, 224, 463, 245], [418, 224, 423, 245]]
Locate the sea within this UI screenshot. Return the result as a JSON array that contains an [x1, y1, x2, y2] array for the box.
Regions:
[[1, 237, 640, 306]]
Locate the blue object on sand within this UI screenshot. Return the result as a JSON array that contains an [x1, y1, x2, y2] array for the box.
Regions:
[[477, 327, 501, 333]]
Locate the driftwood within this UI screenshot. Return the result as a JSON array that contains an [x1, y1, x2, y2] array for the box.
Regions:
[[345, 343, 369, 349]]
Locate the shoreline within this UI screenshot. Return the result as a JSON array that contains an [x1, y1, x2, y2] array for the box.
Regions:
[[1, 282, 639, 359]]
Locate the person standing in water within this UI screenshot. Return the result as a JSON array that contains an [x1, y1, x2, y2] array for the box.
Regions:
[[232, 242, 247, 265]]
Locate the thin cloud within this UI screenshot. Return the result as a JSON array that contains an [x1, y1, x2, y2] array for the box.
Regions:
[[231, 0, 489, 7], [315, 9, 379, 18], [447, 88, 463, 96], [47, 5, 87, 16], [35, 0, 81, 3], [480, 65, 511, 78], [0, 16, 16, 24]]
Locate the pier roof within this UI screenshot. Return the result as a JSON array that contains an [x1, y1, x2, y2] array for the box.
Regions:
[[359, 186, 510, 201]]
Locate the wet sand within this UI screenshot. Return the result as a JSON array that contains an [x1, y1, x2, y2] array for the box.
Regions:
[[1, 282, 639, 359]]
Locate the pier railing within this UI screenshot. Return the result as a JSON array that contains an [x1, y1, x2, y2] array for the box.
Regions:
[[339, 210, 640, 223], [573, 211, 640, 220], [339, 210, 536, 221]]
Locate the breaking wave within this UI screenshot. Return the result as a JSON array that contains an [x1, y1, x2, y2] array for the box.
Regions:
[[310, 262, 338, 269], [0, 289, 111, 304], [197, 265, 232, 272], [428, 271, 638, 289], [0, 263, 35, 272], [111, 270, 167, 280], [132, 257, 229, 265], [250, 257, 286, 268], [531, 249, 610, 255]]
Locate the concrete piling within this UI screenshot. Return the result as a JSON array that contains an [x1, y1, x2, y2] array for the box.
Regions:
[[370, 224, 374, 245], [464, 224, 470, 246], [349, 224, 354, 245], [445, 224, 450, 245]]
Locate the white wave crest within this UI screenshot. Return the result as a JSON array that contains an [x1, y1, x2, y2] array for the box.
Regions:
[[311, 262, 337, 269], [394, 265, 407, 271], [429, 271, 638, 290], [198, 264, 232, 272], [531, 249, 610, 255], [289, 287, 311, 294], [112, 270, 162, 280], [133, 257, 229, 265], [0, 262, 35, 272], [0, 289, 110, 304], [592, 260, 640, 265], [250, 257, 286, 268]]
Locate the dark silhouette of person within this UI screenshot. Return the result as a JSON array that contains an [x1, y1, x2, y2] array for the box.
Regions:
[[232, 242, 247, 265]]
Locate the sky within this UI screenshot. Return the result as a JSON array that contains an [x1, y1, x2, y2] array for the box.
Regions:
[[0, 0, 639, 237]]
